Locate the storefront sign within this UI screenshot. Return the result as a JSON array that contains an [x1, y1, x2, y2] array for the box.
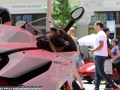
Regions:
[[12, 4, 46, 9], [107, 20, 115, 33], [0, 2, 47, 14]]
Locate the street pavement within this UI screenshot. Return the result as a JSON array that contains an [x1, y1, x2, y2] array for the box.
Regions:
[[77, 80, 110, 90], [82, 80, 105, 90]]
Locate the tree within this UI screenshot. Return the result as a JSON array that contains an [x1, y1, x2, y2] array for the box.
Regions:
[[52, 0, 80, 28], [43, 0, 80, 28]]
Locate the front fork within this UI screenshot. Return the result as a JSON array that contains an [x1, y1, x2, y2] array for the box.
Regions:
[[65, 81, 71, 90], [61, 81, 71, 90]]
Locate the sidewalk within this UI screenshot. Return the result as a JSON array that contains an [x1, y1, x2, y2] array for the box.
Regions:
[[77, 80, 106, 90]]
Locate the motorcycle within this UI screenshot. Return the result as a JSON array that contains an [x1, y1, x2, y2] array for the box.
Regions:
[[0, 7, 84, 90]]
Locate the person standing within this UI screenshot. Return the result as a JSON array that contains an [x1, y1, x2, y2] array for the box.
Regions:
[[90, 21, 120, 90], [103, 28, 114, 61], [68, 27, 85, 90], [111, 38, 120, 74], [0, 6, 12, 25], [103, 28, 115, 88]]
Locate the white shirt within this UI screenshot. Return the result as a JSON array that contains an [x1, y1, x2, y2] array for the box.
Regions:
[[94, 30, 108, 56]]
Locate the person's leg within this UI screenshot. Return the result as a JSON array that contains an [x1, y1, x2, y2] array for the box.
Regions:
[[105, 76, 112, 88], [105, 63, 116, 88], [73, 68, 85, 89], [115, 63, 120, 75], [94, 57, 101, 90], [96, 56, 118, 88]]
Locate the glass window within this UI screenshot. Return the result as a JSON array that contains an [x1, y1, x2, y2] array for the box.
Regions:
[[22, 15, 32, 22], [11, 14, 46, 26], [107, 12, 115, 21], [11, 14, 46, 33], [11, 14, 33, 25], [90, 11, 116, 25], [115, 12, 120, 24], [90, 13, 99, 25]]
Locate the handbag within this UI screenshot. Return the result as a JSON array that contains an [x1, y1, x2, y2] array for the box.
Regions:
[[104, 59, 113, 74]]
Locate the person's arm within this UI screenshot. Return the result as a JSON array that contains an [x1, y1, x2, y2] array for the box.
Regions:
[[111, 46, 120, 63], [114, 50, 120, 61], [108, 48, 114, 59], [91, 33, 105, 54], [107, 38, 114, 60], [91, 41, 103, 53]]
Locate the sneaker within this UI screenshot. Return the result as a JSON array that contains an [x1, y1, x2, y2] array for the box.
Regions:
[[112, 85, 120, 90]]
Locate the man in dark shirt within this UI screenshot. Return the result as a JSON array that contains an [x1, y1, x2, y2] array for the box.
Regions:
[[103, 28, 115, 88], [0, 6, 11, 25], [103, 28, 114, 59]]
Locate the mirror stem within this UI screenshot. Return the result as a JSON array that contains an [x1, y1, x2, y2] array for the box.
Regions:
[[64, 20, 75, 33]]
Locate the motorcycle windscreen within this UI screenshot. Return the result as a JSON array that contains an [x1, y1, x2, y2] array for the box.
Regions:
[[50, 20, 77, 51], [24, 23, 42, 35]]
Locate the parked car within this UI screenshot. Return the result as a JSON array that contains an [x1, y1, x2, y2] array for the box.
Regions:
[[78, 58, 120, 83]]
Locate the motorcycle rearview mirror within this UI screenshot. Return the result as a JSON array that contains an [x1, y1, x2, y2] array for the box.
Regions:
[[64, 7, 84, 32], [15, 20, 26, 27], [70, 7, 84, 21]]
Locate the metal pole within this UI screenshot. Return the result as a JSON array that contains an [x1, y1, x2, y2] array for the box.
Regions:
[[0, 17, 2, 24], [46, 0, 52, 31], [114, 20, 116, 39], [114, 30, 116, 39]]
